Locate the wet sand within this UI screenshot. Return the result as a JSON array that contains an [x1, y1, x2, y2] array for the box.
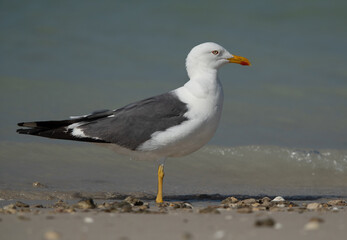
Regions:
[[1, 193, 346, 240]]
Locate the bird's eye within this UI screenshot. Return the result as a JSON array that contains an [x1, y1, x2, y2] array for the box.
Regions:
[[211, 50, 219, 55]]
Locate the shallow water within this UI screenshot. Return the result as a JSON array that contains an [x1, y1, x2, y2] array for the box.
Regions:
[[1, 142, 346, 198], [1, 1, 347, 198]]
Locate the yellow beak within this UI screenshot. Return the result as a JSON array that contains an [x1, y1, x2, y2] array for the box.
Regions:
[[228, 55, 251, 66]]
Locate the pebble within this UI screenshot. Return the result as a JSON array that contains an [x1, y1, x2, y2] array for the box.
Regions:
[[119, 202, 133, 213], [304, 217, 324, 231], [306, 203, 322, 210], [271, 196, 285, 202], [251, 202, 260, 207], [114, 201, 132, 208], [138, 204, 150, 211], [4, 208, 17, 214], [15, 201, 29, 208], [64, 208, 75, 213], [4, 204, 16, 210], [332, 207, 339, 212], [327, 199, 346, 206], [182, 232, 194, 240], [84, 217, 94, 223], [254, 217, 276, 227], [274, 223, 283, 230], [33, 204, 45, 208], [44, 231, 61, 240], [261, 197, 271, 203], [288, 202, 299, 208], [98, 202, 112, 209], [213, 230, 226, 239], [310, 217, 324, 223], [75, 198, 96, 209], [53, 200, 69, 208], [221, 196, 238, 204], [260, 201, 271, 208], [237, 207, 253, 214], [32, 181, 46, 188], [242, 198, 257, 205], [17, 215, 30, 221], [304, 221, 319, 230], [251, 207, 261, 212], [169, 202, 193, 209], [124, 196, 143, 206], [104, 201, 139, 213], [269, 207, 282, 212]]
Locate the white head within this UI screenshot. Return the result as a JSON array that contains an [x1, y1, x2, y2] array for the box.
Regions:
[[185, 42, 250, 79]]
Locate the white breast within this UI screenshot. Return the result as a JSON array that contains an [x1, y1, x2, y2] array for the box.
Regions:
[[138, 76, 224, 158]]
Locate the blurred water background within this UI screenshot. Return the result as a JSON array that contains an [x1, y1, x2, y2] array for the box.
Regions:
[[1, 0, 346, 198]]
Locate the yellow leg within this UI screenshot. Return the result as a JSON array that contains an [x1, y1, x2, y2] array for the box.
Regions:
[[155, 164, 165, 203]]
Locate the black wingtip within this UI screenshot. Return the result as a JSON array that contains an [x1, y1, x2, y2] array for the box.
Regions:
[[17, 122, 24, 127], [17, 127, 45, 135], [16, 128, 30, 134]]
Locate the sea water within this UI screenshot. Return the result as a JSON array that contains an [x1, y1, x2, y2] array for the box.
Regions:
[[0, 142, 346, 198], [1, 0, 346, 199]]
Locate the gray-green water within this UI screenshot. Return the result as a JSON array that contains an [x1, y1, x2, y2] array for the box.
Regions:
[[1, 0, 347, 198], [0, 142, 346, 197]]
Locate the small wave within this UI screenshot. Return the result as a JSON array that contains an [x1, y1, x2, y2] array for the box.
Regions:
[[179, 145, 347, 195], [201, 145, 347, 173]]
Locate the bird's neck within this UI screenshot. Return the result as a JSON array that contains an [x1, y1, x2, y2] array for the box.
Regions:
[[184, 68, 221, 99], [186, 62, 217, 79]]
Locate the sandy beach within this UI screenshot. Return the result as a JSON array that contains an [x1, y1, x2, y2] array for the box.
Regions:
[[1, 192, 346, 240]]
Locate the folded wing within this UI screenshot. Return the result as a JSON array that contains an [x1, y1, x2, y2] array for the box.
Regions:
[[17, 92, 188, 150]]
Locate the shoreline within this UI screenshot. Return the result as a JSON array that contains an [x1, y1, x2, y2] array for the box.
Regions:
[[1, 194, 346, 240], [1, 189, 346, 205]]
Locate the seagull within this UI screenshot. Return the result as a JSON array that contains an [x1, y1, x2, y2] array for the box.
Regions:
[[17, 42, 250, 203]]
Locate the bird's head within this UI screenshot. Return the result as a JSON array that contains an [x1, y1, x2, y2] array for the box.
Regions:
[[186, 42, 250, 78]]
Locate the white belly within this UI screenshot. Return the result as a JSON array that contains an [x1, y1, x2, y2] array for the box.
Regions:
[[104, 106, 222, 161]]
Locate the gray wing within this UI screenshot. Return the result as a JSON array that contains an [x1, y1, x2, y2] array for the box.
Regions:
[[80, 92, 188, 150]]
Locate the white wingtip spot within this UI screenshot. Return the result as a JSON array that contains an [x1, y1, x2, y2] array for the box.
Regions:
[[72, 127, 88, 138], [67, 122, 88, 138], [67, 122, 101, 140]]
